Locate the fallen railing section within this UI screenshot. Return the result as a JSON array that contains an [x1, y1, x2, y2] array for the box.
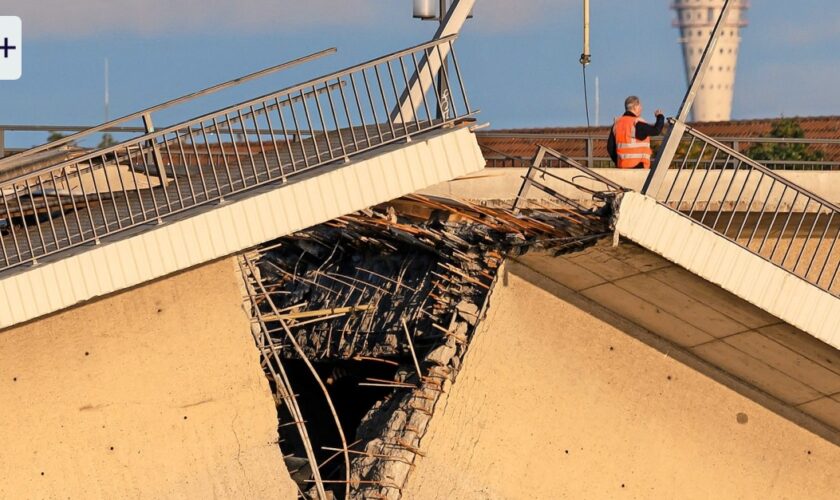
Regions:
[[513, 145, 626, 240]]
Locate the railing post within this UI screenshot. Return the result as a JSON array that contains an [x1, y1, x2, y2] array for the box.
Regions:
[[392, 0, 474, 123], [586, 137, 594, 168], [0, 128, 5, 159], [142, 113, 169, 187], [513, 147, 547, 213], [642, 0, 735, 198]]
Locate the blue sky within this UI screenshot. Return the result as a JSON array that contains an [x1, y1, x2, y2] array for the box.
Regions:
[[1, 1, 837, 148]]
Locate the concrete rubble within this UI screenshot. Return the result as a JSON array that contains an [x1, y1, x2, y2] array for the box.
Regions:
[[238, 192, 614, 498]]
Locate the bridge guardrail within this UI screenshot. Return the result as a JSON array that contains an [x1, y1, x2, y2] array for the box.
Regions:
[[651, 120, 840, 296], [477, 132, 840, 171], [0, 35, 475, 272]]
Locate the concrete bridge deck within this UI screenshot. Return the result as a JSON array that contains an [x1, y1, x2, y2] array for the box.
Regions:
[[0, 122, 445, 269], [0, 125, 484, 330]]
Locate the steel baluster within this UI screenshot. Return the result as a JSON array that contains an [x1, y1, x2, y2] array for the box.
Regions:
[[349, 73, 372, 148], [223, 114, 249, 190], [385, 61, 411, 137], [274, 97, 300, 175], [311, 86, 336, 160], [796, 208, 823, 277], [211, 118, 237, 194], [686, 148, 720, 218], [299, 90, 323, 163], [235, 109, 260, 186], [322, 80, 348, 158], [248, 105, 273, 181], [336, 78, 360, 153], [33, 174, 61, 251], [373, 65, 397, 140], [361, 69, 385, 144], [674, 138, 704, 209], [698, 153, 732, 226], [447, 41, 471, 115], [805, 212, 833, 279], [768, 191, 800, 262], [198, 123, 224, 196], [410, 52, 434, 127], [259, 102, 285, 181], [134, 143, 163, 221], [397, 56, 423, 132]]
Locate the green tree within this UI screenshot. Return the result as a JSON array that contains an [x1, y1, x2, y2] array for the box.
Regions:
[[47, 131, 67, 143], [746, 118, 825, 166], [46, 131, 78, 148], [98, 133, 117, 148]]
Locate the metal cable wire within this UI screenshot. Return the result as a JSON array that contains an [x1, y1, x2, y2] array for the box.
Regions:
[[581, 65, 591, 129]]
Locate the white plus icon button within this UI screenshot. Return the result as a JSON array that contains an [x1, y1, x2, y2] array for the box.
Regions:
[[0, 16, 21, 80]]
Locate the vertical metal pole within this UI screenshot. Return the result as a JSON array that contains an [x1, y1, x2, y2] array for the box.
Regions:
[[586, 137, 594, 168], [436, 0, 450, 120], [581, 0, 591, 64], [642, 0, 735, 198], [513, 147, 548, 213], [393, 0, 475, 122], [0, 128, 5, 158], [142, 113, 169, 187]]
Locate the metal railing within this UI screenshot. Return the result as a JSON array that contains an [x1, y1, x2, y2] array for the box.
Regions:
[[0, 48, 338, 164], [0, 125, 148, 158], [0, 35, 474, 272], [513, 145, 626, 215], [651, 122, 840, 296], [477, 132, 840, 171]]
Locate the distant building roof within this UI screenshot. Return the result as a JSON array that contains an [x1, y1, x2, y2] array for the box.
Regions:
[[478, 115, 840, 166]]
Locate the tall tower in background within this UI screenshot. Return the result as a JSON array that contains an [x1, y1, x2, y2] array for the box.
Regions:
[[672, 0, 748, 122]]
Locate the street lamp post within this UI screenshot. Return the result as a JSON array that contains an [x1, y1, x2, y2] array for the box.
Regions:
[[412, 0, 472, 118], [413, 0, 472, 23]]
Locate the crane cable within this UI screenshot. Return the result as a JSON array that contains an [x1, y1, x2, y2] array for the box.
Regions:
[[581, 65, 591, 129]]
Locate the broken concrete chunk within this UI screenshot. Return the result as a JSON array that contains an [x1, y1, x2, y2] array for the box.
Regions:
[[453, 321, 469, 338], [425, 342, 457, 366], [455, 300, 480, 325]]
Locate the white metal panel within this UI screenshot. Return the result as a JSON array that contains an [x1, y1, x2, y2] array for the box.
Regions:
[[616, 191, 840, 350], [0, 127, 484, 331]]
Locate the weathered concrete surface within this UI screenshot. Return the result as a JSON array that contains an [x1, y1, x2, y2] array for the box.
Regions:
[[516, 240, 840, 437], [0, 258, 296, 499], [403, 262, 840, 499], [422, 168, 840, 207], [615, 192, 840, 346]]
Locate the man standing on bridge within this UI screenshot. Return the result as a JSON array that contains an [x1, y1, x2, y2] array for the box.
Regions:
[[607, 96, 665, 169]]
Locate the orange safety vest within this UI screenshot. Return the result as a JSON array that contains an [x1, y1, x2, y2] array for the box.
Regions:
[[613, 115, 652, 168]]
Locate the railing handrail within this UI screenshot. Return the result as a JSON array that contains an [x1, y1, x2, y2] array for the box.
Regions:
[[0, 35, 460, 188], [513, 144, 626, 214], [481, 152, 840, 166], [477, 131, 840, 145], [0, 125, 148, 133], [9, 128, 834, 147], [678, 120, 840, 213], [0, 48, 338, 169], [533, 144, 627, 193]]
